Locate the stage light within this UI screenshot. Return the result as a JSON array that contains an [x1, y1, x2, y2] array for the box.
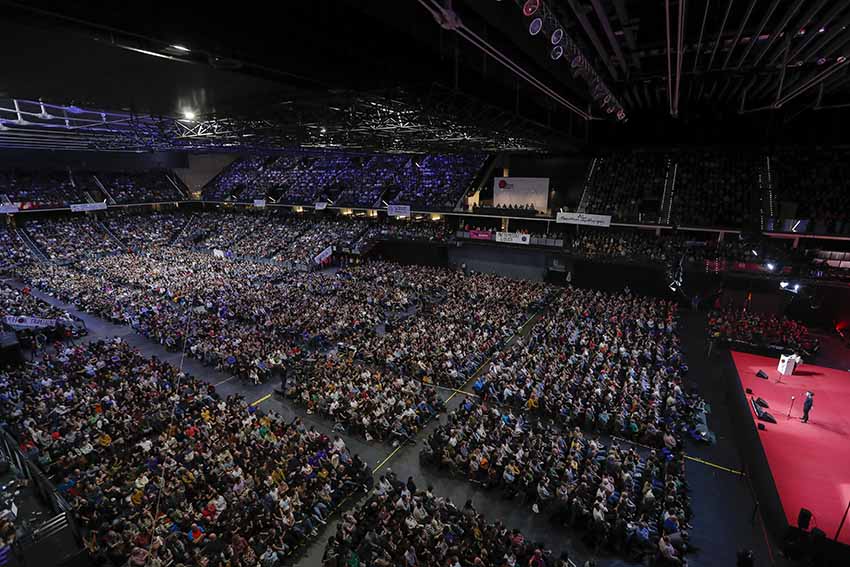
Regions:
[[819, 27, 826, 34], [780, 281, 789, 288], [616, 110, 626, 121], [817, 57, 827, 65], [171, 44, 191, 52], [838, 56, 847, 63], [529, 17, 543, 36], [751, 249, 758, 256], [794, 284, 800, 292], [766, 262, 775, 271], [523, 0, 541, 17], [320, 126, 327, 134], [550, 45, 564, 60], [182, 110, 196, 120], [551, 28, 564, 45]]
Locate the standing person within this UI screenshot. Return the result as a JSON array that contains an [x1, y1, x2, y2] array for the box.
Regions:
[[801, 391, 814, 423]]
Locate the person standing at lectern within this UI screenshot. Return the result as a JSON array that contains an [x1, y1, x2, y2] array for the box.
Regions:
[[801, 391, 814, 423]]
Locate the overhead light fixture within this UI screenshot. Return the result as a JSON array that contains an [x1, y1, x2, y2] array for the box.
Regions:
[[838, 56, 847, 63], [551, 28, 564, 45], [550, 45, 564, 60], [751, 249, 759, 256], [183, 110, 196, 120], [766, 262, 775, 271], [522, 0, 541, 17], [780, 281, 788, 289], [529, 17, 543, 36], [171, 45, 190, 52]]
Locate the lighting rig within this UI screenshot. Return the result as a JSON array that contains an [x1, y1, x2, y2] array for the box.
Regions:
[[515, 0, 626, 121]]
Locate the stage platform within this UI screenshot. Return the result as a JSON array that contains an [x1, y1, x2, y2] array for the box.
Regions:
[[731, 351, 850, 545]]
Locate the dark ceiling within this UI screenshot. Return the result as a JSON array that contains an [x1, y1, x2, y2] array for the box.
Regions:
[[1, 0, 848, 151]]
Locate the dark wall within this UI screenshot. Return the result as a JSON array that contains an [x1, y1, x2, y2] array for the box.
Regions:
[[449, 242, 556, 281], [173, 154, 237, 193], [374, 241, 448, 267]]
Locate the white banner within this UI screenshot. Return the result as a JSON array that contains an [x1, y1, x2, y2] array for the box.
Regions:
[[556, 212, 612, 227], [495, 232, 530, 245], [387, 204, 410, 217], [253, 199, 266, 208], [494, 177, 549, 211], [70, 202, 107, 212], [3, 315, 57, 329], [314, 202, 328, 210], [0, 204, 19, 214], [314, 245, 334, 265]]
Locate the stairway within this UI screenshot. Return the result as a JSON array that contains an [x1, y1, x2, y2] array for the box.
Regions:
[[15, 227, 50, 263]]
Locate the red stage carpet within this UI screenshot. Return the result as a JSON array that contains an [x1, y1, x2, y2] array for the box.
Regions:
[[731, 351, 850, 545]]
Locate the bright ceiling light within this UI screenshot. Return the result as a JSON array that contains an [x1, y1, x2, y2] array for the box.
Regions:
[[171, 44, 190, 52], [551, 45, 564, 60], [529, 17, 543, 36], [522, 0, 541, 17], [766, 262, 775, 271], [183, 110, 196, 120]]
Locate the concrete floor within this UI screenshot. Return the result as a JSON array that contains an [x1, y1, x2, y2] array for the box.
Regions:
[[7, 279, 803, 567]]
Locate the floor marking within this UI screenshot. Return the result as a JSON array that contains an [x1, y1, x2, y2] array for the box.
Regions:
[[685, 455, 744, 475], [371, 444, 405, 474], [250, 393, 272, 406], [212, 376, 236, 387]]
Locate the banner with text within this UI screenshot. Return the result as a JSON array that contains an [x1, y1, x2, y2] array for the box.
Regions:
[[494, 177, 549, 211], [495, 232, 530, 245], [556, 212, 612, 227], [387, 204, 411, 217], [0, 204, 19, 214], [314, 202, 328, 210], [70, 202, 107, 213], [3, 315, 57, 329], [314, 245, 334, 265], [468, 229, 493, 240], [253, 199, 267, 208]]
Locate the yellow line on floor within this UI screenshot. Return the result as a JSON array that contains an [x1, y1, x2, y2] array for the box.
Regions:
[[446, 312, 539, 403], [685, 455, 744, 476], [372, 444, 404, 474], [250, 393, 272, 407]]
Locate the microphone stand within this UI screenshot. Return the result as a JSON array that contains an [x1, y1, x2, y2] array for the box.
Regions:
[[786, 396, 796, 419]]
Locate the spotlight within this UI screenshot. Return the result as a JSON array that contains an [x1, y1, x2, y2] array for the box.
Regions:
[[550, 45, 564, 60], [794, 284, 800, 292], [182, 110, 196, 120], [766, 262, 775, 271], [171, 44, 191, 52], [522, 0, 540, 17], [839, 56, 847, 63], [817, 57, 827, 65], [751, 249, 758, 256], [551, 28, 564, 45], [616, 110, 626, 121], [529, 17, 543, 36], [780, 281, 789, 289], [320, 126, 327, 134]]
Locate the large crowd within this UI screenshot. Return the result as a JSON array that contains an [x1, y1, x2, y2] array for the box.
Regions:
[[708, 306, 818, 354], [285, 356, 445, 443], [323, 471, 574, 567], [469, 288, 704, 446], [422, 401, 692, 563], [0, 339, 371, 567]]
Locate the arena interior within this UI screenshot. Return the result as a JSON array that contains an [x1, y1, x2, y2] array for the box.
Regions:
[[2, 2, 850, 567]]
